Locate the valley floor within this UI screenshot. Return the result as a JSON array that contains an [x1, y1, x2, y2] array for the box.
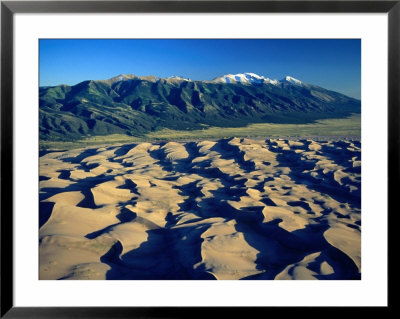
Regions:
[[39, 137, 361, 280]]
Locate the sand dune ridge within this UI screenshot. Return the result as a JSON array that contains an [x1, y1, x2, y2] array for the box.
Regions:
[[40, 138, 361, 280]]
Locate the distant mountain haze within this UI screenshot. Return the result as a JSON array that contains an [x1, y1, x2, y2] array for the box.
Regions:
[[39, 73, 361, 141]]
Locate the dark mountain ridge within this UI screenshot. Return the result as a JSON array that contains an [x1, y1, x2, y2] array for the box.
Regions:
[[39, 73, 360, 141]]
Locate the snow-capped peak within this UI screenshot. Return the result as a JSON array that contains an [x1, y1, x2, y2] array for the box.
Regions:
[[211, 72, 279, 85], [106, 73, 305, 87], [283, 76, 303, 85], [242, 72, 264, 80]]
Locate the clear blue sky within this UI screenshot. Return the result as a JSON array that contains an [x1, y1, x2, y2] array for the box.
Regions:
[[39, 39, 361, 99]]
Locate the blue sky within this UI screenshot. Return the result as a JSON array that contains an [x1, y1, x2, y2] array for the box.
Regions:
[[39, 39, 361, 99]]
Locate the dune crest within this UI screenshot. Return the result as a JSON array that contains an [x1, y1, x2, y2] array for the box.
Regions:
[[40, 138, 361, 280]]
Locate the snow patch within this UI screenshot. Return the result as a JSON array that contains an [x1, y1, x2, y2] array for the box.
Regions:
[[211, 72, 280, 86], [284, 76, 303, 85]]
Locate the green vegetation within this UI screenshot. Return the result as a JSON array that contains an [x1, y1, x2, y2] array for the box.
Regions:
[[146, 113, 361, 139], [40, 113, 360, 150]]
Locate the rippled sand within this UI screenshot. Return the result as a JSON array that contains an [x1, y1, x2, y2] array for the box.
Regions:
[[39, 138, 361, 280]]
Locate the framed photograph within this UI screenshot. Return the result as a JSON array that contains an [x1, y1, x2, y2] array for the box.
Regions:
[[1, 0, 395, 317]]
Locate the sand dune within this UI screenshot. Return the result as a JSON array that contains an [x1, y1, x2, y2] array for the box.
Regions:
[[39, 138, 361, 280]]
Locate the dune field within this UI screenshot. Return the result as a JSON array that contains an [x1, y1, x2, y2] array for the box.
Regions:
[[39, 137, 361, 280]]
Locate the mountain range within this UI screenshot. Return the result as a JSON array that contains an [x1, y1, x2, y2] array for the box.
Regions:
[[39, 73, 361, 141]]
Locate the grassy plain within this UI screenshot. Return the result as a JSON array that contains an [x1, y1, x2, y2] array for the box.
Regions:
[[39, 113, 360, 150]]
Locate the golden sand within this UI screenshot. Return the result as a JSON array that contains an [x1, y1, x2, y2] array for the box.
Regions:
[[39, 138, 361, 280]]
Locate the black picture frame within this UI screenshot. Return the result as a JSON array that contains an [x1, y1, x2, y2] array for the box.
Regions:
[[1, 0, 395, 317]]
